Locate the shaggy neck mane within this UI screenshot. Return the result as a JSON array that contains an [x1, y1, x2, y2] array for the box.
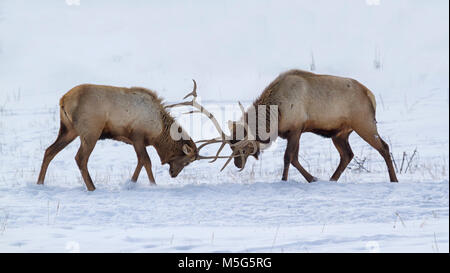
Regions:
[[153, 106, 183, 163], [240, 75, 283, 145], [153, 101, 196, 164]]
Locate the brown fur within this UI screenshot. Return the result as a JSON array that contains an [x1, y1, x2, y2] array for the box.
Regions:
[[231, 69, 398, 183], [38, 84, 197, 191]]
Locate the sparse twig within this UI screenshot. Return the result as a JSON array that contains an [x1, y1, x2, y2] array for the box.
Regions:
[[310, 51, 316, 71], [0, 210, 8, 235], [433, 232, 439, 253], [349, 156, 370, 173], [404, 148, 417, 173], [432, 211, 438, 219], [249, 163, 255, 182], [378, 93, 386, 111], [374, 46, 381, 70], [394, 212, 406, 228], [47, 200, 50, 225], [53, 201, 60, 224], [271, 225, 280, 253], [390, 152, 398, 173], [399, 152, 406, 173]]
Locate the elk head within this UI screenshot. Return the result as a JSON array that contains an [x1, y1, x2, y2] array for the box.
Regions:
[[227, 119, 260, 169], [167, 142, 197, 177]]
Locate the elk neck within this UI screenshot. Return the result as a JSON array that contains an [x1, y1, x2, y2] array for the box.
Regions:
[[153, 109, 195, 164]]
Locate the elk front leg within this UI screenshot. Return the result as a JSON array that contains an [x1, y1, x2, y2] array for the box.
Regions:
[[132, 138, 156, 184], [281, 137, 296, 181], [282, 131, 315, 182], [290, 133, 316, 182], [130, 161, 143, 182]]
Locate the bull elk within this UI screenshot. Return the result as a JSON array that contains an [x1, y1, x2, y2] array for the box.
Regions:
[[37, 81, 233, 191], [201, 69, 399, 182]]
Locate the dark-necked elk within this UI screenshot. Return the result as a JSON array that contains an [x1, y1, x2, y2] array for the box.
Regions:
[[37, 81, 230, 191], [205, 69, 398, 182]]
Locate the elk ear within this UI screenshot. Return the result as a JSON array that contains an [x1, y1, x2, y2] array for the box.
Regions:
[[182, 144, 194, 155]]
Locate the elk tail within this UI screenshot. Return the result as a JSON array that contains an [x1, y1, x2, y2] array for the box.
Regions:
[[59, 97, 73, 125], [366, 89, 377, 113]]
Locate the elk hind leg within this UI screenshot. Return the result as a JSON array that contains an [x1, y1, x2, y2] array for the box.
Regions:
[[353, 122, 398, 182], [330, 131, 354, 181], [131, 161, 143, 182], [37, 121, 77, 184]]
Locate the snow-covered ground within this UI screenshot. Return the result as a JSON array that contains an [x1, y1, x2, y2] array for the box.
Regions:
[[0, 0, 448, 252]]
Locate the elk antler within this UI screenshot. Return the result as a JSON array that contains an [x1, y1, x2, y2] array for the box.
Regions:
[[165, 80, 257, 171], [165, 80, 228, 141]]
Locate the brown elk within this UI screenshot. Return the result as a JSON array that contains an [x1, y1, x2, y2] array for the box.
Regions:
[[37, 81, 233, 191], [210, 69, 399, 182]]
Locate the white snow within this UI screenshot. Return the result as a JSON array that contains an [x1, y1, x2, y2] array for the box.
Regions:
[[0, 0, 448, 252]]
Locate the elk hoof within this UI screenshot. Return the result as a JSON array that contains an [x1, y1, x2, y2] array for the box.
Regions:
[[309, 177, 319, 183]]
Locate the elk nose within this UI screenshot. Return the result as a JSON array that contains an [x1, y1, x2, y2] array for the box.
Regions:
[[234, 157, 243, 168]]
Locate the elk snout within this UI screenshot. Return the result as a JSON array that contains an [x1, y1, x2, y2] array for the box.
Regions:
[[169, 165, 183, 178], [169, 168, 178, 178], [234, 156, 246, 169]]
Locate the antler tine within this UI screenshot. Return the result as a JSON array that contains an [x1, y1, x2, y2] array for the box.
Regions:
[[183, 79, 197, 100], [207, 142, 227, 163], [231, 138, 258, 153], [238, 101, 246, 115], [182, 110, 202, 115], [198, 138, 256, 171], [193, 104, 229, 141], [196, 137, 223, 143], [197, 153, 241, 160], [164, 79, 198, 109], [165, 101, 194, 109], [219, 148, 250, 172], [197, 138, 223, 150], [220, 154, 235, 172], [166, 79, 242, 166], [217, 149, 244, 172], [167, 79, 229, 141], [196, 138, 228, 163]]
